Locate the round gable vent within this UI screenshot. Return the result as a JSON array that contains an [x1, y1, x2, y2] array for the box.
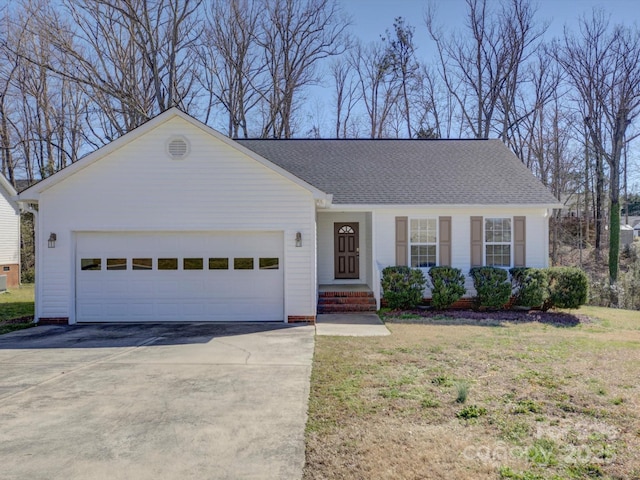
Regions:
[[166, 136, 190, 160]]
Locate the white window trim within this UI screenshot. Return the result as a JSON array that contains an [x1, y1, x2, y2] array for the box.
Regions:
[[484, 217, 513, 268], [409, 217, 438, 269]]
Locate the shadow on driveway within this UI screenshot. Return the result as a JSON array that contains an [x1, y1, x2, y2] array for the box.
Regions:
[[0, 322, 308, 349]]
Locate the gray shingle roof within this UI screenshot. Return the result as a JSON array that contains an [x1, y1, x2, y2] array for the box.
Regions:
[[236, 139, 559, 205]]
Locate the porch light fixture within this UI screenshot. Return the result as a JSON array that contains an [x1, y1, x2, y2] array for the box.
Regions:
[[48, 233, 57, 248], [295, 232, 302, 247]]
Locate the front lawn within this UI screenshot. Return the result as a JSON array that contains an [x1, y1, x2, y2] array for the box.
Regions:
[[304, 306, 640, 479], [0, 284, 35, 334]]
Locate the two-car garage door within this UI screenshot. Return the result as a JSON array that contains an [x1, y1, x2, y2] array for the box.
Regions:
[[75, 232, 284, 322]]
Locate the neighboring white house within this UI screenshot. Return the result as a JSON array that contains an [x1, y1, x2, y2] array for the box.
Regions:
[[0, 174, 20, 289], [18, 108, 560, 324]]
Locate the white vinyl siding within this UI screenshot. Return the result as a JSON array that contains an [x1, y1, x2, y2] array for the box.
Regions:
[[373, 207, 550, 299], [36, 116, 317, 322], [0, 184, 20, 265]]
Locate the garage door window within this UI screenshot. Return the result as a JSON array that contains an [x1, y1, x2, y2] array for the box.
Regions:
[[133, 258, 152, 270], [234, 258, 254, 270], [209, 258, 229, 270], [259, 258, 279, 270], [107, 258, 127, 270], [184, 258, 203, 270], [158, 258, 178, 270], [81, 258, 102, 270]]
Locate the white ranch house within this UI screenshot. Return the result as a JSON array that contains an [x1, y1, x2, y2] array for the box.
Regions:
[[18, 108, 559, 324], [0, 174, 20, 290]]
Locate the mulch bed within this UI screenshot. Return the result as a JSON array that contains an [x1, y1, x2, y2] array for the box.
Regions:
[[385, 308, 591, 326]]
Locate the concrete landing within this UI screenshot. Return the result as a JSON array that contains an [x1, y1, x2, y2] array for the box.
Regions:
[[315, 314, 390, 337]]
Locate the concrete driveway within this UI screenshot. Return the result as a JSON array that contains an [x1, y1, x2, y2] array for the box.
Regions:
[[0, 323, 315, 480]]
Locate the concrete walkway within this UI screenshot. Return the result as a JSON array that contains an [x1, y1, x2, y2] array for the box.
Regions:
[[315, 314, 390, 336], [0, 323, 315, 480]]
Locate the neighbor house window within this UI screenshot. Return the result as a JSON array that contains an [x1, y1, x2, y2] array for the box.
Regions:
[[409, 218, 437, 268], [485, 218, 511, 267]]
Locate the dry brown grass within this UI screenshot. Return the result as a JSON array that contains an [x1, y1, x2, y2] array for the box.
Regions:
[[304, 307, 640, 480]]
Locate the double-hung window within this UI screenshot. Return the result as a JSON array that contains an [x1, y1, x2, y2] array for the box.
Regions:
[[410, 218, 437, 268], [485, 218, 511, 267]]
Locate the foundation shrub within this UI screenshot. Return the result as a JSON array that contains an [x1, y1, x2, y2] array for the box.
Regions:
[[470, 267, 511, 309], [428, 266, 466, 309], [543, 267, 588, 310], [381, 266, 427, 310], [509, 267, 549, 308]]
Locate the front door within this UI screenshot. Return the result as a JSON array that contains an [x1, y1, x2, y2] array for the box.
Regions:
[[334, 223, 359, 279]]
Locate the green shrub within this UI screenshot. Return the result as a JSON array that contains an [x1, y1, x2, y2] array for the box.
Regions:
[[469, 267, 511, 308], [543, 267, 588, 310], [381, 266, 427, 310], [21, 268, 35, 284], [509, 268, 549, 308], [456, 404, 487, 419], [428, 266, 466, 309]]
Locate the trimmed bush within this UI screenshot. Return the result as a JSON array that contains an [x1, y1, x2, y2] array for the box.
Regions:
[[470, 267, 511, 309], [544, 267, 588, 310], [381, 266, 427, 310], [428, 266, 466, 309], [509, 267, 549, 308]]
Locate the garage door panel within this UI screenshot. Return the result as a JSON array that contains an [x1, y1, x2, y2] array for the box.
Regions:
[[76, 232, 284, 322]]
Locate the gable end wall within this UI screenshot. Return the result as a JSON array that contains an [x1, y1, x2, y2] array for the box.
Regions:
[[37, 117, 317, 322]]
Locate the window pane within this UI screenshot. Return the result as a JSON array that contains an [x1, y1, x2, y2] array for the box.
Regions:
[[410, 245, 436, 268], [234, 258, 254, 270], [183, 258, 203, 270], [259, 258, 279, 270], [486, 245, 511, 267], [410, 218, 437, 243], [132, 258, 152, 270], [486, 218, 512, 242], [81, 258, 101, 271], [107, 258, 127, 270], [158, 258, 178, 270], [209, 258, 229, 270]]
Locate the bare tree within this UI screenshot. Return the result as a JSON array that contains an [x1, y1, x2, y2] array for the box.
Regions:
[[330, 58, 360, 138], [199, 0, 264, 138], [381, 17, 420, 137], [555, 10, 640, 284], [5, 0, 203, 143], [426, 0, 545, 139], [350, 41, 401, 138], [0, 1, 86, 181], [257, 0, 349, 138]]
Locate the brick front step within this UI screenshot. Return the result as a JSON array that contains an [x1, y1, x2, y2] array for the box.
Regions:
[[318, 290, 377, 314], [318, 297, 377, 305], [317, 304, 378, 313], [318, 291, 374, 298]]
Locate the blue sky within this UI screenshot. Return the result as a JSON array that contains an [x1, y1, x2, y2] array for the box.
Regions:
[[342, 0, 638, 46]]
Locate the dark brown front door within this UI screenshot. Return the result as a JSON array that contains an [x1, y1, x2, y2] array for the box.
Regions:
[[334, 223, 359, 279]]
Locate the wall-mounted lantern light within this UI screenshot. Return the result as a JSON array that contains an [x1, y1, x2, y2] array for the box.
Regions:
[[295, 232, 302, 247], [48, 233, 57, 248]]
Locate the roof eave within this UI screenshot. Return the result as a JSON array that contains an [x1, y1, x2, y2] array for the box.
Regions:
[[0, 174, 17, 197], [319, 202, 563, 211]]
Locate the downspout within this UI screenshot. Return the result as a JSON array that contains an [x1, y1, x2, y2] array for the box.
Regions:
[[18, 201, 39, 324]]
